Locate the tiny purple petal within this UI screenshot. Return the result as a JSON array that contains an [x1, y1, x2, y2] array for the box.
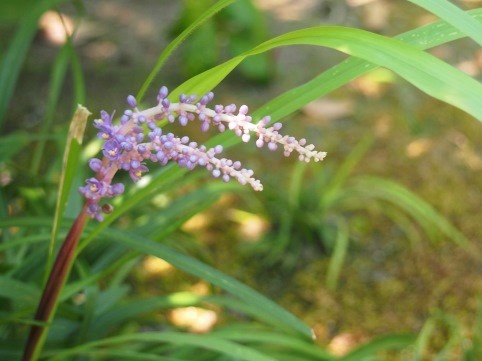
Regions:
[[103, 139, 122, 160]]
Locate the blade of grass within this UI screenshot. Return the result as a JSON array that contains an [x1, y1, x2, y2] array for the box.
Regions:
[[214, 329, 334, 360], [174, 26, 482, 121], [45, 105, 90, 285], [0, 276, 39, 305], [48, 332, 278, 361], [105, 228, 313, 338], [168, 9, 482, 130], [31, 42, 71, 175], [408, 0, 482, 46], [69, 41, 86, 105], [352, 176, 474, 251], [321, 135, 373, 210], [414, 318, 436, 361], [339, 334, 416, 361], [0, 0, 65, 130], [325, 219, 349, 291], [66, 350, 187, 361], [136, 0, 237, 102]]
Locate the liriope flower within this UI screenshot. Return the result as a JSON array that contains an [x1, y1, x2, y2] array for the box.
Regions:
[[79, 86, 327, 221]]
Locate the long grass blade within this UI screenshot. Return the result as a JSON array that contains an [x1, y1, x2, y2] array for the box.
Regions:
[[408, 0, 482, 46], [339, 334, 416, 361], [0, 0, 64, 130], [325, 219, 349, 291], [45, 106, 90, 284], [30, 42, 71, 175], [106, 228, 313, 338], [136, 0, 237, 102], [174, 26, 482, 121], [49, 332, 278, 361], [351, 176, 474, 252]]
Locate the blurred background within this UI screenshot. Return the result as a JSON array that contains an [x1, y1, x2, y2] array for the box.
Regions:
[[1, 0, 482, 357]]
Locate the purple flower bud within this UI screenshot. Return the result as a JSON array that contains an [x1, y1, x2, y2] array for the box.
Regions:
[[121, 142, 133, 151], [130, 160, 140, 169], [162, 98, 170, 108], [137, 144, 146, 153], [126, 95, 137, 108], [239, 105, 249, 115], [179, 115, 188, 126], [158, 86, 168, 99], [201, 122, 210, 132], [111, 183, 125, 195], [89, 158, 103, 172]]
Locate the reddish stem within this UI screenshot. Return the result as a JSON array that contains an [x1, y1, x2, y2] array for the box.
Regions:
[[22, 209, 89, 361]]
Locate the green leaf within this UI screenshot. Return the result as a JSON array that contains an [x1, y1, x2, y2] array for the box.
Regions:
[[46, 106, 90, 283], [0, 234, 49, 252], [49, 332, 279, 361], [408, 0, 482, 46], [0, 0, 65, 130], [31, 41, 72, 175], [214, 328, 334, 360], [414, 318, 436, 361], [168, 9, 482, 127], [104, 228, 313, 338], [136, 0, 237, 102], [351, 176, 474, 251], [325, 219, 349, 292], [0, 131, 31, 162], [0, 276, 39, 305], [339, 334, 416, 361]]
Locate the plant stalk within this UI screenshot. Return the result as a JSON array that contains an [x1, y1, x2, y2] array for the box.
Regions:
[[22, 207, 89, 361]]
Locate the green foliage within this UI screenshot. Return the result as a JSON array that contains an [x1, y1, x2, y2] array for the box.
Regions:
[[169, 0, 272, 82], [240, 136, 471, 291], [0, 0, 481, 360]]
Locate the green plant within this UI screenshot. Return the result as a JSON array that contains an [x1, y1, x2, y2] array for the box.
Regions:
[[0, 0, 481, 360], [242, 135, 472, 291]]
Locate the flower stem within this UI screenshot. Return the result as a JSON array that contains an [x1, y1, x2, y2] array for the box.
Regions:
[[22, 207, 89, 361]]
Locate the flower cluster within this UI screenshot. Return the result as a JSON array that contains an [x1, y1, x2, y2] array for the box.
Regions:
[[79, 86, 327, 221]]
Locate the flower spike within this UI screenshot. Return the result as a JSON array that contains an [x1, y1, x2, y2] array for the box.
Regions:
[[79, 86, 327, 220]]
